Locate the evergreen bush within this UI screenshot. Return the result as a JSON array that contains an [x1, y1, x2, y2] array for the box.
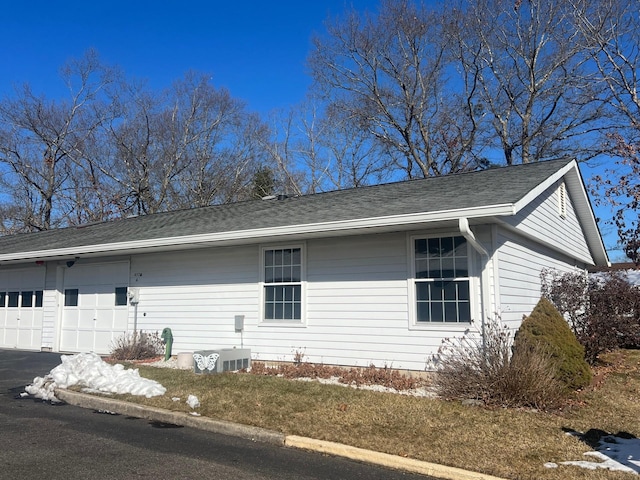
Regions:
[[514, 297, 592, 391]]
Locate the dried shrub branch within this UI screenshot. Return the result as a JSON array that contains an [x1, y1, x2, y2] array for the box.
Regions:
[[542, 268, 640, 363], [109, 331, 164, 361], [249, 360, 428, 392], [432, 316, 567, 410]]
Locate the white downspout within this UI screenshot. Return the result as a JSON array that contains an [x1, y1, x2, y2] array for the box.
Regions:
[[459, 218, 492, 348]]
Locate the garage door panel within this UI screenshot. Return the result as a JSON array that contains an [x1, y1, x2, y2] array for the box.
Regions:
[[76, 330, 95, 351], [5, 313, 18, 328], [61, 262, 130, 354], [18, 311, 34, 328], [60, 331, 78, 352], [17, 328, 40, 349], [77, 312, 97, 329], [95, 311, 115, 329], [4, 328, 17, 346], [63, 311, 79, 329], [96, 289, 115, 307], [0, 267, 45, 350], [95, 331, 117, 353]]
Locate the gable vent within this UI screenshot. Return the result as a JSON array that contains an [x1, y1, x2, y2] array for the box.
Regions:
[[558, 182, 567, 219]]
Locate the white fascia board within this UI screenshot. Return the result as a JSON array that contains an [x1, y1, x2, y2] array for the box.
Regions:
[[512, 160, 577, 212], [512, 159, 609, 266], [0, 203, 516, 263], [564, 166, 610, 266]]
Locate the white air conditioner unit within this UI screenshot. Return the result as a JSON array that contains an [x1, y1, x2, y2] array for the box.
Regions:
[[193, 348, 251, 374]]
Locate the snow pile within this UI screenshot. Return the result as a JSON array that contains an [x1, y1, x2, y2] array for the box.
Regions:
[[186, 394, 200, 409], [546, 432, 640, 475], [24, 352, 166, 402]]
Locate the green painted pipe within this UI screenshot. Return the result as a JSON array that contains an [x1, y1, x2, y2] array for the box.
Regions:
[[160, 327, 173, 361]]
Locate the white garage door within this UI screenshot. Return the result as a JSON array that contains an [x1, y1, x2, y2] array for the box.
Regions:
[[60, 262, 130, 354], [0, 268, 45, 350]]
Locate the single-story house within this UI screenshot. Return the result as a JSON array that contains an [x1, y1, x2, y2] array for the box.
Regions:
[[0, 158, 609, 371]]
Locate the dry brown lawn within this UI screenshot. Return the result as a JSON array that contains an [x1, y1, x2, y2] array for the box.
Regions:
[[108, 350, 640, 480]]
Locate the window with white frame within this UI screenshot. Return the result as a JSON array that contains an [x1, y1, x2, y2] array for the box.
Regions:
[[413, 236, 471, 323], [263, 247, 302, 321]]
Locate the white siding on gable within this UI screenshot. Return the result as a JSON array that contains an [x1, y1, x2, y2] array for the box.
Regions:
[[503, 179, 593, 264], [496, 227, 586, 328]]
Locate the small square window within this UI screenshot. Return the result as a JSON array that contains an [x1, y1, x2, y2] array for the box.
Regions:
[[21, 291, 33, 308], [115, 287, 128, 306], [64, 289, 79, 307], [0, 292, 6, 308], [35, 290, 43, 308], [7, 292, 19, 308]]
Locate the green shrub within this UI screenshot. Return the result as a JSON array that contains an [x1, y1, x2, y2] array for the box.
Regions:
[[514, 297, 592, 391]]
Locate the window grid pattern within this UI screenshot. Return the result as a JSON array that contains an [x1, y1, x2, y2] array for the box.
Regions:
[[0, 290, 45, 308], [264, 248, 302, 321], [414, 236, 471, 323]]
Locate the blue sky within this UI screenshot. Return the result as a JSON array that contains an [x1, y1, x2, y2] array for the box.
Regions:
[[0, 0, 374, 113], [0, 0, 627, 260]]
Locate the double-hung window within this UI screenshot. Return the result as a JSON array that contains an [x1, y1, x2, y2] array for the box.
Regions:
[[263, 247, 302, 321], [414, 236, 471, 323]]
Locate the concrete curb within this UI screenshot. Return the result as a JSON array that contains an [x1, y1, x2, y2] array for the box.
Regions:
[[285, 436, 506, 480], [56, 389, 507, 480], [54, 389, 285, 446]]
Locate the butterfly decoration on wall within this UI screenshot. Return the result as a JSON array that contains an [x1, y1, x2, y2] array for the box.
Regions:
[[193, 353, 219, 372]]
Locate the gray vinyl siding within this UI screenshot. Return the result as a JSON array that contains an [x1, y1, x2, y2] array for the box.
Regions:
[[502, 179, 593, 263], [129, 245, 260, 352], [127, 232, 478, 371], [496, 227, 587, 328]]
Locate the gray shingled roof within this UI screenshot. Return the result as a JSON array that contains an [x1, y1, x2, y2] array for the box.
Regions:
[[0, 158, 574, 256]]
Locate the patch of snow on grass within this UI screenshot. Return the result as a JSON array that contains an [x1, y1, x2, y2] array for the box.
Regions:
[[294, 376, 436, 397], [186, 394, 200, 409], [546, 432, 640, 475]]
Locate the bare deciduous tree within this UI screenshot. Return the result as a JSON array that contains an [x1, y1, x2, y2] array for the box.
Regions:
[[93, 72, 269, 216], [310, 0, 618, 176], [576, 0, 640, 262], [0, 54, 273, 231], [0, 50, 114, 232], [309, 0, 484, 178], [451, 0, 613, 165]]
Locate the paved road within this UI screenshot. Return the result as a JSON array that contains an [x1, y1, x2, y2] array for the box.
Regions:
[[0, 349, 435, 480]]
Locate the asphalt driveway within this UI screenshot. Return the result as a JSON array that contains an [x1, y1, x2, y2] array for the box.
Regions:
[[0, 348, 438, 480]]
